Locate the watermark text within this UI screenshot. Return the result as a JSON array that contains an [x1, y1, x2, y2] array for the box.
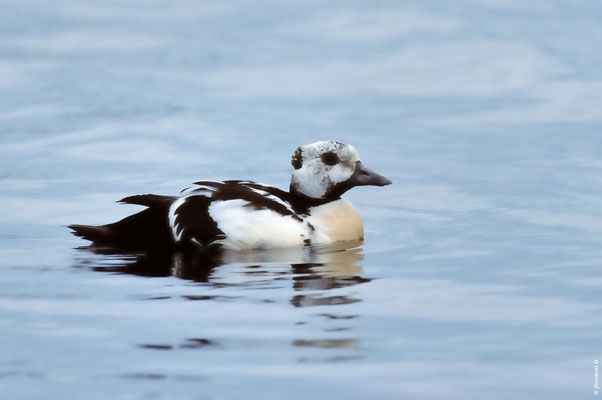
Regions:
[[595, 359, 599, 395]]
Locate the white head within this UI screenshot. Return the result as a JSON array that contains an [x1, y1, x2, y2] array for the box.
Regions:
[[290, 140, 391, 201]]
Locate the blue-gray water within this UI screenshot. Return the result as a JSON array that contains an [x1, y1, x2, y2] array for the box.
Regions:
[[1, 1, 601, 399]]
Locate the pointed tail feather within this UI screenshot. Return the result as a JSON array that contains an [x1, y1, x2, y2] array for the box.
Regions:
[[69, 195, 177, 250], [69, 224, 114, 243]]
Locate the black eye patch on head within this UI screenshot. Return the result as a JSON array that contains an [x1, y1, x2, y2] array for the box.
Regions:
[[291, 147, 303, 169], [321, 152, 340, 166]]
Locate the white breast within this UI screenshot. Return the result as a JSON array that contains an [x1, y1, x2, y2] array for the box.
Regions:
[[208, 199, 310, 250], [307, 199, 364, 243]]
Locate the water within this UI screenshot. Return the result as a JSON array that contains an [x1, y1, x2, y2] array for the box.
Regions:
[[1, 1, 601, 399]]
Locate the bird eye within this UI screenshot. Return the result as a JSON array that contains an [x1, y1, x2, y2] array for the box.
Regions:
[[321, 152, 340, 166]]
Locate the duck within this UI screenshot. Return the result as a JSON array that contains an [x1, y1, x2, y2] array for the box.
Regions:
[[69, 140, 391, 252]]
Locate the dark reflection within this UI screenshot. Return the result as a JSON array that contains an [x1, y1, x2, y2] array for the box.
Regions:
[[182, 295, 238, 302], [178, 338, 215, 349], [74, 241, 369, 360], [138, 344, 173, 351], [74, 241, 369, 290], [291, 263, 371, 291], [75, 245, 222, 281], [292, 338, 358, 349], [318, 313, 358, 320], [291, 294, 361, 308], [297, 355, 362, 363], [290, 267, 369, 307], [138, 338, 216, 351], [74, 241, 369, 314], [119, 373, 206, 381]]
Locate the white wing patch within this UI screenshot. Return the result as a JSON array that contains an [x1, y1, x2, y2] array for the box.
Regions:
[[248, 186, 295, 213], [168, 197, 188, 242], [180, 182, 219, 196], [208, 199, 310, 250], [168, 191, 214, 243]]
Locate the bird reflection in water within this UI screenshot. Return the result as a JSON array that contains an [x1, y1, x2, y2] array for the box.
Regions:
[[74, 242, 369, 357], [75, 241, 368, 289]]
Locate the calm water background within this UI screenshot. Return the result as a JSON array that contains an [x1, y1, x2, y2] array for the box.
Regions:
[[1, 1, 601, 399]]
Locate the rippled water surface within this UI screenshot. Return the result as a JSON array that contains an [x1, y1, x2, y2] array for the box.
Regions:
[[1, 1, 602, 399]]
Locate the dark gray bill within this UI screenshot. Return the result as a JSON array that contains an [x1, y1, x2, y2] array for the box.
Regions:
[[350, 161, 392, 187]]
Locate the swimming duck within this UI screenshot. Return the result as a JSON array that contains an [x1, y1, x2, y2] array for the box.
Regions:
[[69, 140, 391, 252]]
